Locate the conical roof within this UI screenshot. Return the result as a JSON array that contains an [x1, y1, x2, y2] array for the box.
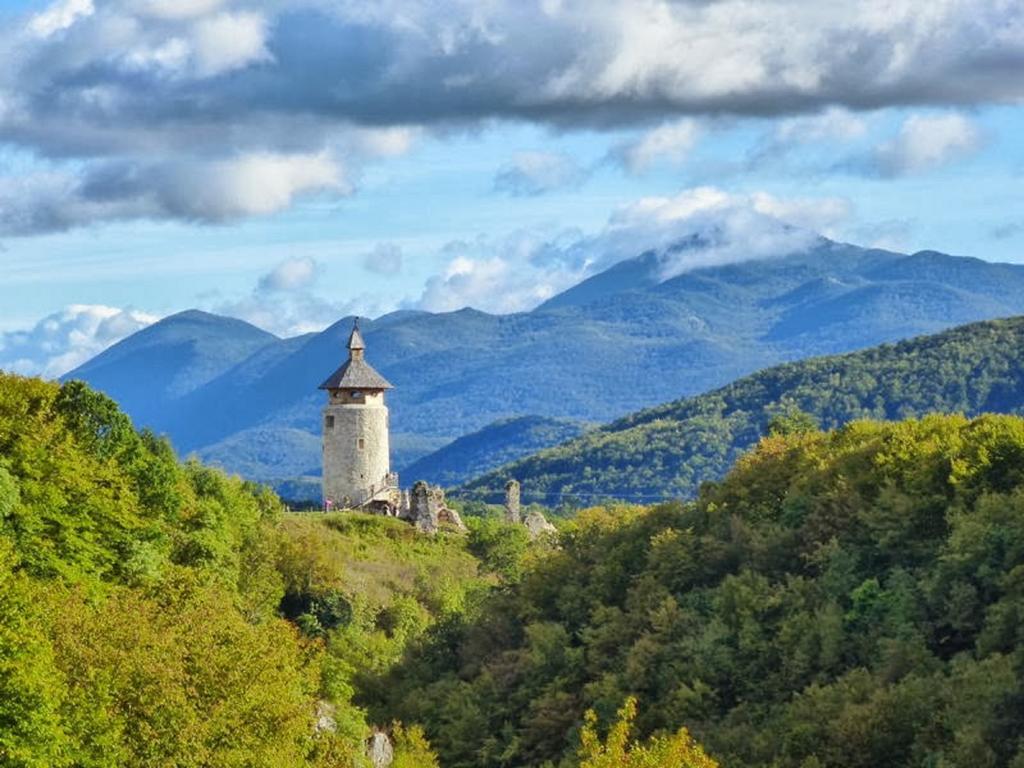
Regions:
[[319, 320, 393, 390]]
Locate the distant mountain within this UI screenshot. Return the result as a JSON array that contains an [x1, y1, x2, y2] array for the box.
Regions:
[[459, 316, 1024, 505], [65, 310, 279, 435], [65, 239, 1024, 490], [400, 415, 591, 487]]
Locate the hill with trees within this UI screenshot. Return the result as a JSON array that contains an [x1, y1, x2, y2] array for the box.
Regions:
[[0, 372, 470, 766], [7, 371, 1024, 767], [66, 240, 1024, 490], [378, 414, 1024, 768], [461, 316, 1024, 505], [401, 416, 592, 488]]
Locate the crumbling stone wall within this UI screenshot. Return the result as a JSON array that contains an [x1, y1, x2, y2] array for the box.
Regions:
[[409, 481, 466, 534]]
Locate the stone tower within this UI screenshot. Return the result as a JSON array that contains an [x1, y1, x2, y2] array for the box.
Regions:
[[319, 320, 396, 509]]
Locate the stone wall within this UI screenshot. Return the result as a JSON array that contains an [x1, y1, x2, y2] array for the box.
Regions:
[[322, 402, 391, 508]]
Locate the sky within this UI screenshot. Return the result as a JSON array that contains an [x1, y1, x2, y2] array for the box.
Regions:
[[0, 0, 1023, 376]]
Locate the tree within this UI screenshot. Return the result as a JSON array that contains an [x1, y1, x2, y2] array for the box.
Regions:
[[578, 697, 718, 768]]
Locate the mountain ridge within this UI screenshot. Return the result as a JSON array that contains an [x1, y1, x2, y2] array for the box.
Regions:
[[459, 314, 1024, 505], [65, 238, 1024, 490]]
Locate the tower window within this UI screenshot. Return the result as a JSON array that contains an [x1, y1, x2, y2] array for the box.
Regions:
[[351, 390, 362, 399], [325, 415, 335, 429], [357, 438, 366, 450]]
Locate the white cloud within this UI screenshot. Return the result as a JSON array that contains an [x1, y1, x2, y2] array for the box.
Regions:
[[612, 119, 701, 173], [874, 112, 982, 175], [214, 256, 397, 336], [160, 153, 344, 219], [775, 108, 869, 144], [0, 152, 347, 234], [3, 0, 1022, 233], [363, 243, 404, 275], [0, 305, 159, 378], [418, 241, 587, 314], [190, 11, 271, 77], [28, 0, 94, 38], [416, 186, 852, 312], [494, 151, 588, 196], [127, 0, 227, 21], [257, 256, 321, 292]]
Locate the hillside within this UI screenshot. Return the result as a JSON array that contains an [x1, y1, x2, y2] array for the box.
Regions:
[[379, 414, 1024, 768], [400, 415, 592, 487], [461, 316, 1024, 504], [0, 372, 482, 766], [66, 240, 1024, 488]]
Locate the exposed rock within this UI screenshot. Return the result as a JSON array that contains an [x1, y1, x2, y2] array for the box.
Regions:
[[439, 504, 468, 533], [315, 700, 337, 734], [410, 481, 439, 534], [504, 479, 521, 524], [524, 509, 557, 540], [367, 730, 394, 768]]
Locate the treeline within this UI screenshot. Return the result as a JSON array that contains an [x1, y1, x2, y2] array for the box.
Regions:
[[0, 373, 446, 766], [462, 316, 1024, 504], [377, 413, 1024, 767]]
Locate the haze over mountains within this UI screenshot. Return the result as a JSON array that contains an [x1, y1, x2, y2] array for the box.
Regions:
[[66, 238, 1024, 496]]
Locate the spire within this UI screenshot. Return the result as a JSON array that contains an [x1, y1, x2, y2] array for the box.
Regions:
[[348, 318, 365, 352]]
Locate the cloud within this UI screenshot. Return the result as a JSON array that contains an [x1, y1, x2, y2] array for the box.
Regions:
[[362, 243, 404, 275], [215, 256, 398, 336], [28, 0, 94, 38], [610, 119, 701, 174], [1, 0, 1022, 232], [257, 256, 320, 292], [416, 186, 852, 312], [774, 108, 869, 144], [189, 11, 271, 77], [0, 152, 347, 234], [0, 304, 158, 378], [417, 230, 591, 313], [493, 151, 588, 196], [871, 112, 982, 176]]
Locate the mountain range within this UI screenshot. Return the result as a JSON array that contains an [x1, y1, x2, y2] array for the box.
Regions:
[[65, 237, 1024, 497], [462, 315, 1024, 505]]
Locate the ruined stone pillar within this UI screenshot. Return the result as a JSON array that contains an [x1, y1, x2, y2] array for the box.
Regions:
[[411, 481, 438, 534], [504, 479, 521, 524]]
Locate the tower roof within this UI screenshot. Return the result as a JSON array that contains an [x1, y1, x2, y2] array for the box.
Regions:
[[319, 319, 393, 390], [348, 321, 365, 351]]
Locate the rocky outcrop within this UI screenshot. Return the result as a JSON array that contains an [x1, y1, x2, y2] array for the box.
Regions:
[[524, 508, 557, 539], [367, 731, 394, 767]]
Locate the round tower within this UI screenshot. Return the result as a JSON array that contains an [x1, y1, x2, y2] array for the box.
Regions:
[[319, 319, 395, 509]]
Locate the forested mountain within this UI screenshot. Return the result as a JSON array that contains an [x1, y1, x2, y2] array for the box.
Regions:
[[461, 316, 1024, 504], [66, 240, 1024, 489], [381, 414, 1024, 768], [401, 416, 592, 487]]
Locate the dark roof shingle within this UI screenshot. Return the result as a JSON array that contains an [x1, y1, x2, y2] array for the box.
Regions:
[[319, 357, 393, 390]]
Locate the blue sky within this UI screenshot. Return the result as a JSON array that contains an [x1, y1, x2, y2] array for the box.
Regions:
[[1, 0, 1022, 374]]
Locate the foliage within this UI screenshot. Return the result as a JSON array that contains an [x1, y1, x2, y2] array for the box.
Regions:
[[465, 316, 1024, 505], [579, 698, 718, 768], [0, 374, 451, 766], [378, 414, 1024, 768]]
